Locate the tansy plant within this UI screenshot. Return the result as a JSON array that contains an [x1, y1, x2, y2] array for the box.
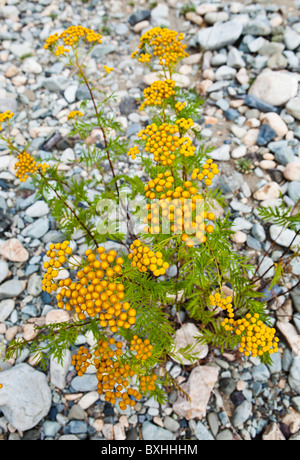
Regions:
[[1, 25, 297, 409]]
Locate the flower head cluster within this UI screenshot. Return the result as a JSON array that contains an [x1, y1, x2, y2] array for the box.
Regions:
[[175, 117, 194, 131], [128, 239, 169, 277], [42, 241, 73, 294], [130, 335, 153, 361], [143, 172, 215, 245], [72, 339, 139, 409], [67, 110, 84, 120], [138, 122, 195, 166], [44, 26, 102, 56], [0, 110, 14, 130], [139, 79, 176, 111], [175, 101, 186, 112], [222, 313, 279, 358], [72, 338, 157, 410], [209, 293, 234, 318], [191, 159, 219, 187], [104, 65, 113, 74], [133, 27, 188, 70], [14, 151, 49, 182], [127, 145, 140, 161], [43, 244, 135, 333]]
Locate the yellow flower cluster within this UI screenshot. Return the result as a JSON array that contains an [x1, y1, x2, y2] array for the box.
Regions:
[[191, 159, 219, 187], [67, 110, 84, 120], [130, 335, 153, 361], [42, 241, 73, 294], [139, 79, 176, 111], [44, 25, 102, 55], [175, 101, 186, 112], [104, 65, 113, 74], [138, 122, 195, 166], [14, 151, 49, 182], [0, 110, 14, 130], [136, 27, 188, 69], [127, 145, 140, 160], [223, 313, 279, 358], [175, 117, 194, 131], [43, 244, 136, 333], [128, 239, 169, 277], [72, 339, 144, 410], [209, 293, 234, 318], [143, 172, 215, 245]]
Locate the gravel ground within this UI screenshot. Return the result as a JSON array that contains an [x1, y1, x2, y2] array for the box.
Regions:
[[0, 0, 300, 441]]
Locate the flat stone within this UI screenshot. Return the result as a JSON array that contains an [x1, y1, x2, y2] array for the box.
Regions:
[[0, 259, 8, 284], [269, 224, 300, 252], [0, 299, 15, 321], [248, 69, 298, 107], [173, 365, 219, 419], [286, 97, 300, 121], [0, 279, 24, 300], [196, 20, 243, 51], [0, 238, 29, 262], [283, 162, 300, 181], [231, 400, 252, 427], [25, 201, 49, 218], [0, 363, 51, 431], [277, 322, 300, 356], [253, 182, 281, 201], [210, 144, 230, 161], [21, 217, 49, 239], [172, 322, 208, 365], [142, 421, 175, 440]]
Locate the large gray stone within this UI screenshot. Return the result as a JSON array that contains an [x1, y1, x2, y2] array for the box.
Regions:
[[196, 20, 243, 50], [0, 363, 52, 431], [248, 69, 298, 106]]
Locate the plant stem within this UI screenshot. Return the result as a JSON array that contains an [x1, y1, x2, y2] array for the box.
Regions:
[[39, 171, 99, 248]]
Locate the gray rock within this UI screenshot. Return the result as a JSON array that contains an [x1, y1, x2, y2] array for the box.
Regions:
[[216, 429, 233, 440], [215, 65, 237, 80], [248, 69, 298, 107], [291, 287, 300, 312], [21, 217, 49, 239], [274, 147, 297, 166], [257, 256, 275, 279], [68, 404, 85, 421], [150, 4, 169, 26], [267, 351, 282, 374], [70, 374, 98, 392], [286, 97, 300, 121], [196, 20, 244, 51], [227, 47, 246, 68], [64, 85, 78, 104], [0, 260, 8, 284], [41, 76, 70, 92], [231, 400, 252, 427], [210, 144, 230, 161], [288, 357, 300, 393], [251, 222, 266, 242], [244, 19, 272, 36], [27, 273, 43, 297], [291, 396, 300, 413], [163, 416, 180, 433], [288, 181, 300, 203], [0, 279, 24, 300], [0, 299, 15, 321], [43, 420, 61, 438], [115, 23, 129, 35], [207, 412, 220, 436], [90, 44, 116, 59], [294, 313, 300, 334], [195, 421, 215, 440], [142, 421, 176, 440], [0, 363, 51, 431], [50, 349, 72, 390], [252, 364, 271, 382], [284, 27, 300, 50], [68, 420, 88, 434], [128, 9, 151, 26]]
